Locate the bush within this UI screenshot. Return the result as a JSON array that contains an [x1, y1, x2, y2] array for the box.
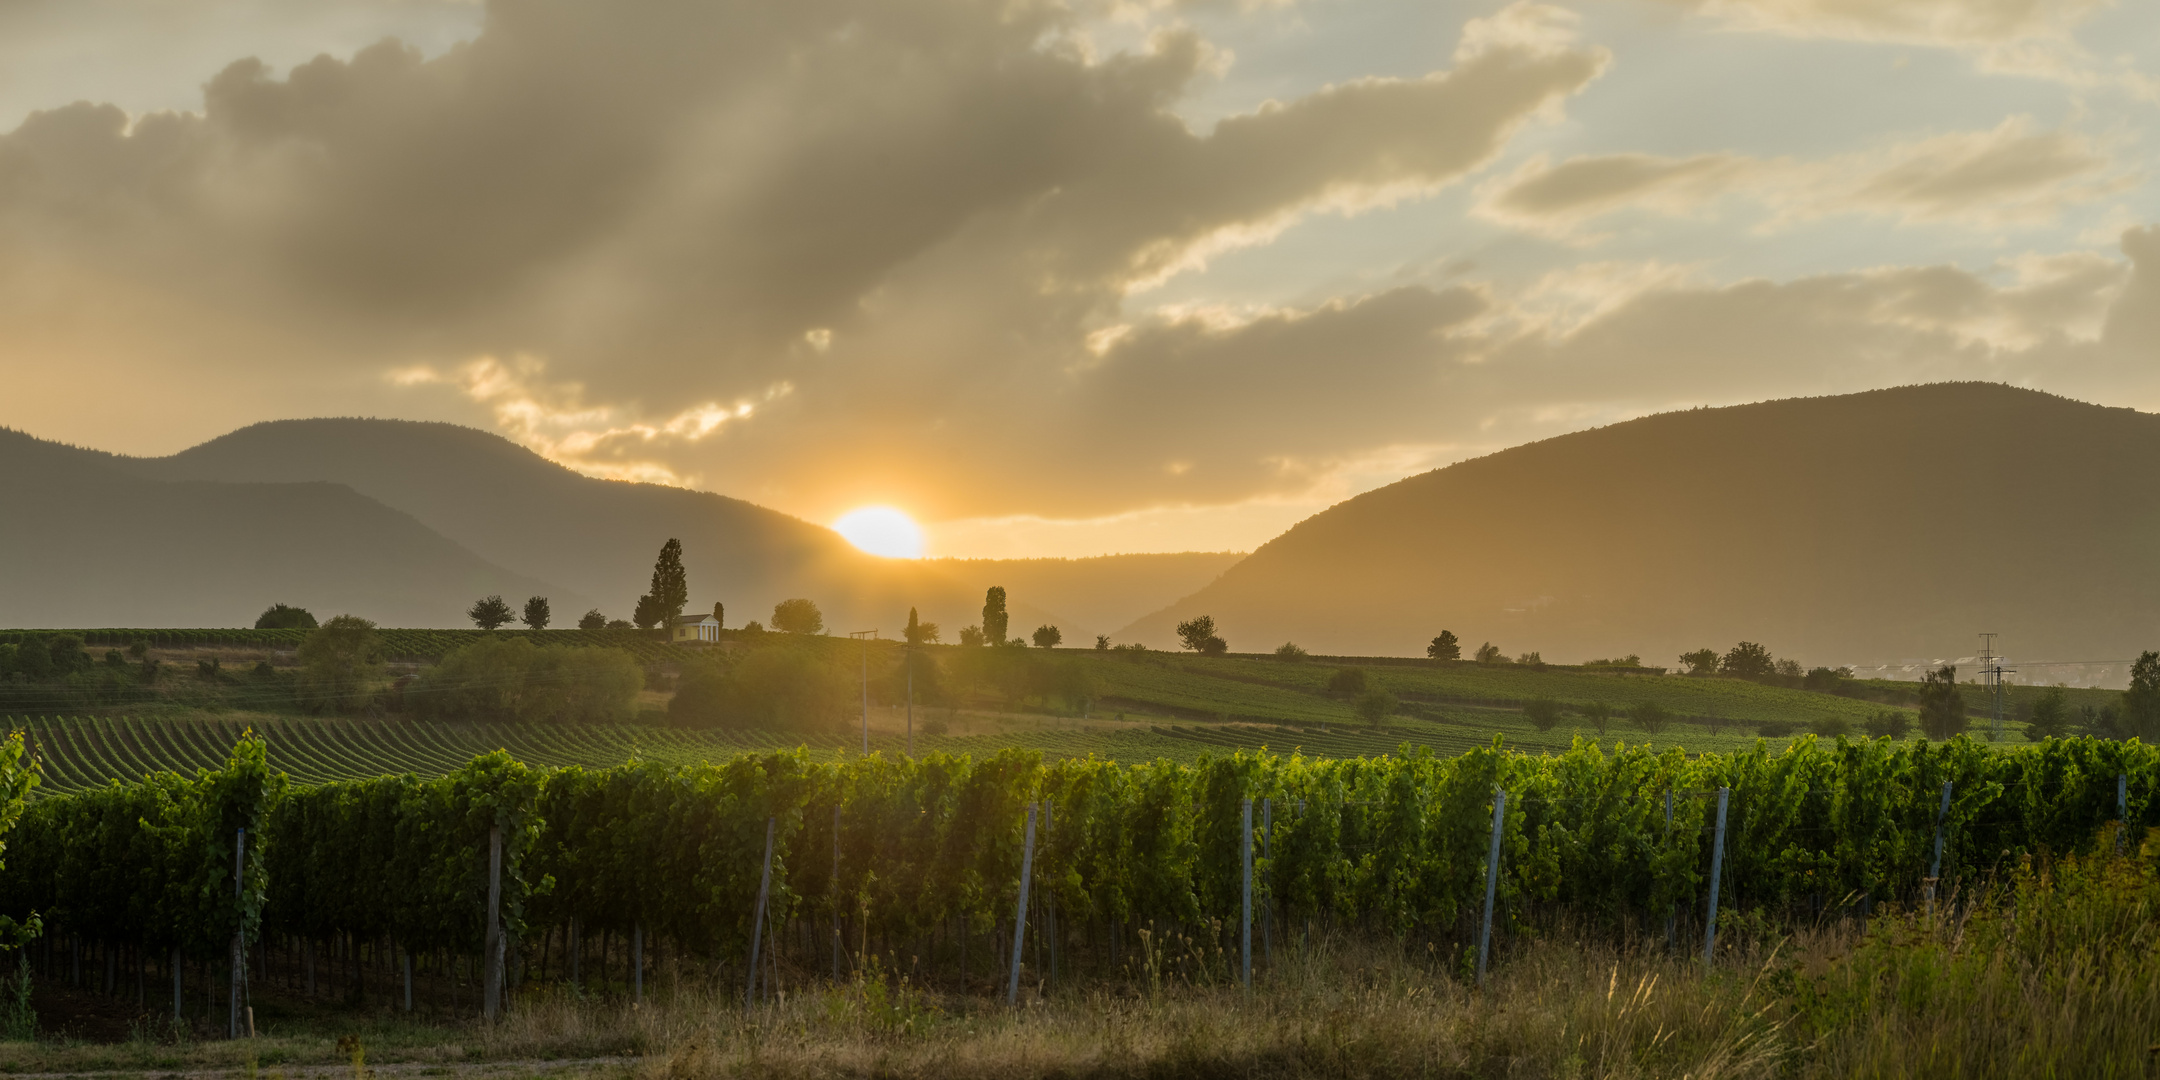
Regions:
[[772, 598, 825, 635], [1326, 668, 1368, 695], [671, 645, 849, 729], [1865, 709, 1913, 739], [1811, 716, 1854, 738], [1274, 642, 1308, 662], [410, 637, 643, 723], [1756, 719, 1798, 738], [1353, 689, 1398, 726], [2024, 688, 2072, 741], [1522, 698, 1562, 732], [1475, 642, 1505, 664], [255, 604, 318, 630], [1032, 625, 1062, 649], [297, 616, 383, 714], [1580, 701, 1613, 736], [1628, 701, 1672, 735]]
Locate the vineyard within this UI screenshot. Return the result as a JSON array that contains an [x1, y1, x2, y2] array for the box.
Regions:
[[6, 711, 1844, 796], [0, 731, 2148, 1035], [0, 627, 688, 664]]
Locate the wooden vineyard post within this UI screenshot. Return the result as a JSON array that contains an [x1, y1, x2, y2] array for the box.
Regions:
[[230, 827, 244, 1039], [1006, 804, 1036, 1006], [1703, 787, 1729, 968], [402, 946, 412, 1012], [173, 945, 182, 1022], [1240, 797, 1252, 990], [1260, 797, 1272, 969], [1477, 788, 1506, 987], [633, 923, 643, 1005], [745, 817, 776, 1006], [1662, 790, 1675, 952], [2119, 774, 2130, 853], [1044, 801, 1058, 988], [832, 805, 843, 982], [484, 824, 502, 1022], [1926, 781, 1952, 913]]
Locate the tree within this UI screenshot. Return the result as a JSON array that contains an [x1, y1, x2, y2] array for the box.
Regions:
[[1773, 658, 1804, 679], [1326, 667, 1368, 695], [1678, 648, 1720, 676], [577, 609, 607, 630], [1274, 642, 1308, 662], [1628, 701, 1672, 734], [771, 598, 824, 635], [2122, 651, 2160, 741], [1176, 616, 1219, 653], [1032, 625, 1062, 649], [297, 615, 384, 713], [1474, 642, 1504, 664], [1095, 635, 1111, 651], [1516, 651, 1544, 668], [648, 538, 690, 625], [1864, 709, 1913, 739], [1917, 664, 1966, 739], [1354, 689, 1398, 726], [468, 595, 515, 630], [1720, 641, 1775, 678], [981, 587, 1009, 647], [904, 608, 941, 645], [1580, 701, 1613, 736], [255, 604, 318, 630], [959, 625, 986, 647], [522, 596, 551, 631], [1803, 666, 1852, 692], [2023, 688, 2071, 741], [1523, 698, 1562, 732], [632, 594, 664, 630], [1427, 631, 1461, 661], [712, 602, 726, 628]]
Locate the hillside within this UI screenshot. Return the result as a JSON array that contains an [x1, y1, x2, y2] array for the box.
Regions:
[[0, 428, 566, 627], [1118, 384, 2160, 668], [1, 418, 1234, 634]]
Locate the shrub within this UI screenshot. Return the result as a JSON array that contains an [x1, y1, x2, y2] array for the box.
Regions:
[[1580, 701, 1613, 736], [1275, 642, 1309, 662], [1475, 642, 1505, 664], [1811, 716, 1853, 738], [297, 616, 384, 714], [1032, 625, 1062, 649], [578, 609, 608, 630], [1326, 668, 1369, 695], [1516, 651, 1545, 669], [1756, 719, 1798, 738], [1865, 709, 1913, 739], [2023, 688, 2072, 741], [772, 598, 825, 635], [1522, 698, 1562, 732], [1628, 701, 1672, 734], [255, 604, 318, 630], [1353, 689, 1398, 726], [411, 637, 642, 724]]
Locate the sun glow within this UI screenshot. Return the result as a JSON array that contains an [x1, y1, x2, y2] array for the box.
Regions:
[[834, 506, 926, 558]]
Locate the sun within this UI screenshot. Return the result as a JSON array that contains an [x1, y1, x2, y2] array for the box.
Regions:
[[833, 506, 925, 558]]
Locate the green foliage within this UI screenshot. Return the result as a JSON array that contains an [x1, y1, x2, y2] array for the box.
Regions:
[[1679, 649, 1720, 676], [297, 616, 385, 714], [1628, 701, 1672, 734], [1720, 641, 1775, 679], [633, 594, 664, 630], [578, 609, 607, 631], [409, 637, 642, 723], [1427, 631, 1461, 661], [254, 604, 318, 630], [1326, 668, 1369, 695], [2122, 651, 2160, 742], [981, 588, 1009, 647], [1475, 642, 1504, 664], [1918, 665, 1967, 740], [2025, 688, 2073, 741], [1175, 616, 1225, 655], [671, 646, 848, 729], [1522, 698, 1562, 732], [468, 595, 516, 630], [1274, 642, 1308, 662], [1580, 701, 1613, 736], [649, 538, 690, 625], [522, 596, 551, 631], [958, 625, 986, 648], [904, 608, 940, 645], [1032, 625, 1062, 649], [1353, 689, 1398, 726], [1865, 709, 1914, 739], [772, 598, 825, 635]]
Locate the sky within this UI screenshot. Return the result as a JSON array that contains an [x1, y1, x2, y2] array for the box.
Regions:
[[2, 0, 2156, 558]]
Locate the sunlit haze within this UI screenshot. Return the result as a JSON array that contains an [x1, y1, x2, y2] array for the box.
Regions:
[[833, 507, 926, 559]]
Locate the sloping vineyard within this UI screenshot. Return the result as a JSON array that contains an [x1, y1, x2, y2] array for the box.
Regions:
[[0, 732, 2148, 1026], [0, 627, 687, 663]]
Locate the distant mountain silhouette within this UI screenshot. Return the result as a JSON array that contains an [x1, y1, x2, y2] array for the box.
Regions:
[[0, 427, 564, 627], [1117, 384, 2160, 667], [0, 417, 1238, 634]]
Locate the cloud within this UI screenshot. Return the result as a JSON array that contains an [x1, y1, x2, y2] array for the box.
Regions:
[[1641, 0, 2150, 92], [0, 0, 1607, 521], [1477, 116, 2129, 236]]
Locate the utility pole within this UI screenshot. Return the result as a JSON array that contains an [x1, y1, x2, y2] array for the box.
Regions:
[[849, 630, 877, 754], [1977, 634, 2014, 741]]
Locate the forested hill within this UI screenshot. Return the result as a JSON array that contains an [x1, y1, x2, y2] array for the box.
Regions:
[[0, 427, 564, 627], [1118, 383, 2160, 667], [4, 418, 1237, 635]]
